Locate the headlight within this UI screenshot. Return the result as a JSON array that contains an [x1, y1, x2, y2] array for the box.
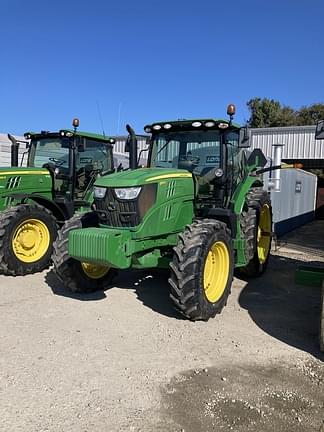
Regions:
[[93, 186, 107, 199], [205, 121, 215, 127], [192, 121, 202, 127], [214, 168, 224, 177], [114, 187, 142, 200]]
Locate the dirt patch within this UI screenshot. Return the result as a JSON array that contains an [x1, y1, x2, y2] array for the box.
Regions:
[[1, 221, 324, 431], [160, 360, 324, 432]]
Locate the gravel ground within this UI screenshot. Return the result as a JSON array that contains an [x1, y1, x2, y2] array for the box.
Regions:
[[0, 221, 324, 431]]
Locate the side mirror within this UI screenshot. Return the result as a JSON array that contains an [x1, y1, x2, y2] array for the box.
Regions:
[[76, 136, 85, 152], [239, 126, 250, 148], [247, 148, 267, 169], [315, 120, 324, 140]]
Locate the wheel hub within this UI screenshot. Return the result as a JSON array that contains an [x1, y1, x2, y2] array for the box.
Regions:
[[257, 204, 271, 264], [203, 241, 230, 303], [81, 262, 110, 279], [19, 230, 36, 249], [12, 219, 50, 263]]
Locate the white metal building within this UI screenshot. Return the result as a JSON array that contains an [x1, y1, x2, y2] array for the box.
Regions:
[[264, 169, 318, 236], [250, 125, 324, 167], [0, 134, 28, 166], [250, 125, 324, 228], [114, 135, 148, 154]]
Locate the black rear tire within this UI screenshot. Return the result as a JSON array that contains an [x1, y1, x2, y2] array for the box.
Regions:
[[239, 188, 272, 277], [169, 219, 234, 321], [52, 212, 116, 293], [0, 204, 57, 276], [320, 282, 324, 352]]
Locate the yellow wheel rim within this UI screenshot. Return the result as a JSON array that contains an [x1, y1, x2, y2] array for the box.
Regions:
[[81, 262, 110, 279], [203, 241, 230, 303], [12, 219, 50, 263], [257, 204, 271, 264]]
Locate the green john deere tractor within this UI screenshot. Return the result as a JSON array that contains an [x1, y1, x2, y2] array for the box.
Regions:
[[0, 119, 116, 276], [53, 105, 273, 320]]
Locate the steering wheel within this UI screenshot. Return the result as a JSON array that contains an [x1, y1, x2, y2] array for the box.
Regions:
[[42, 161, 69, 177], [178, 154, 200, 173], [48, 157, 67, 167], [179, 154, 200, 164]]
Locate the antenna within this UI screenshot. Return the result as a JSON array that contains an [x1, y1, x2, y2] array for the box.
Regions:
[[96, 100, 106, 138], [117, 102, 122, 135]]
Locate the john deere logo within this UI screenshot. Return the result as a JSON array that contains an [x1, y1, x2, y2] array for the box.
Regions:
[[107, 203, 116, 211]]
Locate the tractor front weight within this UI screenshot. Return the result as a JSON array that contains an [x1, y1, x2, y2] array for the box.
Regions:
[[68, 226, 180, 270]]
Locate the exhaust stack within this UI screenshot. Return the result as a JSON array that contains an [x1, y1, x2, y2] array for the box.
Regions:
[[270, 143, 284, 192], [8, 134, 19, 167], [126, 124, 138, 170]]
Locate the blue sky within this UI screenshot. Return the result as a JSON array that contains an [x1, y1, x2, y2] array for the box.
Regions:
[[0, 0, 323, 136]]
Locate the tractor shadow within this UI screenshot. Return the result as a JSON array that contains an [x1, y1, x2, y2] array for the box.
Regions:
[[237, 254, 324, 361], [116, 268, 182, 319], [46, 268, 182, 319], [45, 270, 107, 301]]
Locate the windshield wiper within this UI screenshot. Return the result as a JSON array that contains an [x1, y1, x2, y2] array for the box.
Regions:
[[156, 139, 171, 155]]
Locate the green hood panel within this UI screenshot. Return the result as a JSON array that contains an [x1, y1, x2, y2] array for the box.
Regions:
[[95, 168, 192, 187], [0, 167, 53, 210]]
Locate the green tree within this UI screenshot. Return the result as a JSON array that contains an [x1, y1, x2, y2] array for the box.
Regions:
[[296, 103, 324, 125], [247, 98, 324, 128], [247, 98, 296, 127]]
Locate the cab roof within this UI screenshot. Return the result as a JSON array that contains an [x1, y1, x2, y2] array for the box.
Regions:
[[24, 129, 115, 143], [144, 118, 241, 133]]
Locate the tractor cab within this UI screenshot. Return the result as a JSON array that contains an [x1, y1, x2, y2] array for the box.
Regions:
[[144, 118, 242, 205], [24, 124, 115, 203], [146, 119, 239, 172]]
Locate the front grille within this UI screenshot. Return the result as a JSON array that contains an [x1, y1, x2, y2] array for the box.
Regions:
[[94, 184, 157, 228]]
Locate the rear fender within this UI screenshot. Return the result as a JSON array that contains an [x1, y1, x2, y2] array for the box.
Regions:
[[3, 193, 70, 223]]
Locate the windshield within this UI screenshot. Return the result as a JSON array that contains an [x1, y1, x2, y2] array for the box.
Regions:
[[150, 130, 221, 176], [28, 136, 113, 171], [79, 139, 113, 173], [28, 136, 69, 168]]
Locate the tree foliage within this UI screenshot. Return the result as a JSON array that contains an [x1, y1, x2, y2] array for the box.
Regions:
[[296, 104, 324, 125], [247, 98, 324, 128]]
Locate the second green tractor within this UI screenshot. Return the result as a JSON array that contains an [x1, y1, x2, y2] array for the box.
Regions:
[[0, 120, 116, 276], [53, 106, 272, 321]]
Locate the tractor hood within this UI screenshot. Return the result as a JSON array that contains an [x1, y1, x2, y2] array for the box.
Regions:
[[0, 167, 51, 189], [95, 168, 193, 188], [0, 167, 52, 210]]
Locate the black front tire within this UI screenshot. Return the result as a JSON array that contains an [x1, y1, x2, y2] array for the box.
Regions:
[[169, 219, 234, 321], [0, 204, 57, 276], [52, 212, 116, 293]]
